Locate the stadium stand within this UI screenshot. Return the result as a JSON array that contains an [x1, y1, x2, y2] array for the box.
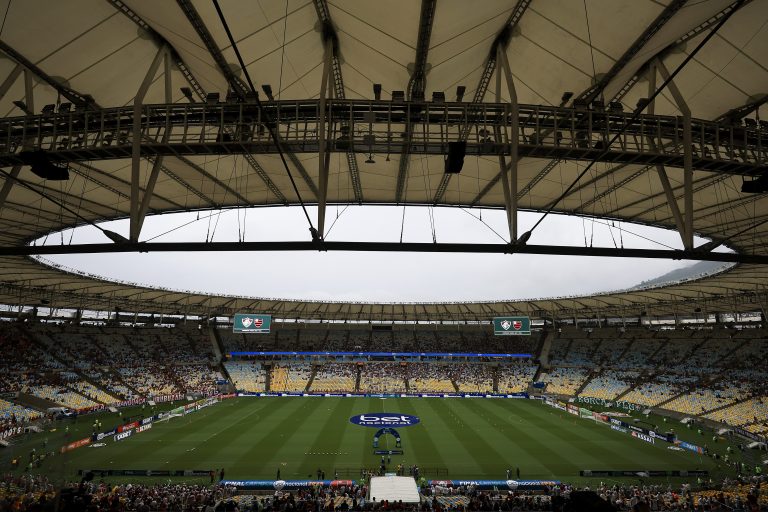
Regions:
[[310, 363, 358, 393], [224, 361, 267, 392]]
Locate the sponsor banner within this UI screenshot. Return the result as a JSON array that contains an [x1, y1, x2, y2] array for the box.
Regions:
[[611, 424, 628, 434], [222, 480, 354, 490], [96, 429, 116, 441], [632, 431, 655, 444], [141, 417, 153, 425], [493, 317, 531, 336], [136, 423, 152, 433], [1, 426, 24, 439], [220, 393, 236, 400], [233, 313, 272, 334], [577, 396, 641, 411], [350, 413, 420, 428], [117, 421, 139, 433], [593, 412, 609, 424], [734, 427, 767, 443], [677, 441, 705, 454], [428, 480, 559, 491], [61, 437, 91, 453], [114, 430, 133, 442], [579, 407, 593, 419], [566, 404, 579, 416]]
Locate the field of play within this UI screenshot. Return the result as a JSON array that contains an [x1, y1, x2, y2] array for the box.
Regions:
[[11, 396, 733, 485]]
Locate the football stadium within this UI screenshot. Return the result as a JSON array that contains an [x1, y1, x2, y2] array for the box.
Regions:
[[0, 0, 767, 510]]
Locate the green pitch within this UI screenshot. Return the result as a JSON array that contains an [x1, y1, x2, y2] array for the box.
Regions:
[[10, 397, 733, 484]]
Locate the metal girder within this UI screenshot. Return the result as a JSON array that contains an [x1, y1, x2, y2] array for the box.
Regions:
[[0, 64, 22, 103], [173, 155, 249, 205], [130, 45, 167, 242], [107, 0, 207, 101], [612, 0, 751, 103], [655, 58, 693, 250], [0, 240, 765, 264], [108, 0, 286, 205], [575, 0, 688, 105], [317, 39, 332, 237], [434, 0, 531, 205], [407, 0, 437, 100], [312, 0, 363, 203], [0, 41, 99, 109], [495, 45, 519, 241], [715, 94, 768, 124], [176, 0, 249, 98], [150, 158, 218, 208], [395, 0, 437, 204]]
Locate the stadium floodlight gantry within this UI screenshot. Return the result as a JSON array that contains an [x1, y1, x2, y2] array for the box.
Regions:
[[0, 0, 766, 322]]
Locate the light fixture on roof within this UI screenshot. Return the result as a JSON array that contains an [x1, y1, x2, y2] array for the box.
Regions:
[[365, 153, 375, 164], [180, 87, 194, 102], [20, 150, 69, 181], [373, 83, 382, 101], [561, 92, 573, 104], [261, 85, 274, 101], [455, 86, 466, 102]]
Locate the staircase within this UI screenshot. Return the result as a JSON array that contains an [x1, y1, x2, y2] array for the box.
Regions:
[[264, 364, 272, 392], [354, 366, 361, 392], [538, 330, 555, 367], [15, 392, 58, 411], [304, 366, 318, 392]]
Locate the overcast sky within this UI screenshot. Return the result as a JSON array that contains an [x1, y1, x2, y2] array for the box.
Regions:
[[37, 205, 712, 303]]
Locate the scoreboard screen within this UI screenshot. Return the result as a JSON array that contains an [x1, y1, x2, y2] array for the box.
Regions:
[[233, 313, 271, 334], [493, 316, 531, 336]]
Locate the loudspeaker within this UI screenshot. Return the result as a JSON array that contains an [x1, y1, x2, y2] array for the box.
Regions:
[[444, 141, 466, 174]]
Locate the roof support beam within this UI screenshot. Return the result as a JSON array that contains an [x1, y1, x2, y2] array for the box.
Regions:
[[495, 44, 519, 242], [611, 0, 751, 103], [0, 241, 764, 265], [0, 40, 99, 109], [175, 0, 249, 98], [0, 67, 36, 213], [395, 0, 437, 204], [130, 45, 167, 242], [0, 64, 22, 103], [715, 93, 768, 124], [655, 58, 694, 250], [317, 39, 333, 238], [313, 0, 363, 203], [434, 0, 530, 204], [574, 0, 688, 105]]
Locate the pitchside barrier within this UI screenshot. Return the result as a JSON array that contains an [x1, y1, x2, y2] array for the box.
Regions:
[[540, 398, 711, 455], [60, 394, 235, 455], [80, 469, 212, 478], [580, 470, 709, 478], [333, 467, 449, 479], [238, 392, 529, 399]]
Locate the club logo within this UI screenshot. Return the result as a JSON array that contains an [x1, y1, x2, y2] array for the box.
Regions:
[[273, 480, 285, 490], [241, 317, 253, 328], [501, 320, 511, 330], [512, 320, 522, 330], [506, 480, 519, 490], [350, 413, 420, 427], [253, 318, 263, 328]]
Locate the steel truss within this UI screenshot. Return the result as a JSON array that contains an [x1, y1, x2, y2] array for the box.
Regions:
[[0, 100, 764, 175]]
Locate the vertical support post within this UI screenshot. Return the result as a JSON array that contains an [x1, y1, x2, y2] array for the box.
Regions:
[[497, 45, 519, 242], [135, 48, 173, 239], [0, 64, 22, 102], [130, 45, 166, 242], [317, 39, 333, 238], [1, 68, 35, 212], [656, 59, 694, 250]]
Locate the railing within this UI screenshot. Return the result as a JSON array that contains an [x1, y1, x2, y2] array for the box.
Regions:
[[0, 100, 764, 173]]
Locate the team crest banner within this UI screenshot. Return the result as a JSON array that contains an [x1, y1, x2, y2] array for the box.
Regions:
[[233, 314, 272, 334], [493, 317, 531, 336]]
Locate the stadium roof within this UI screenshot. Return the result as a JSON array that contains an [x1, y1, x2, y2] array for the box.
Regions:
[[0, 0, 766, 321]]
